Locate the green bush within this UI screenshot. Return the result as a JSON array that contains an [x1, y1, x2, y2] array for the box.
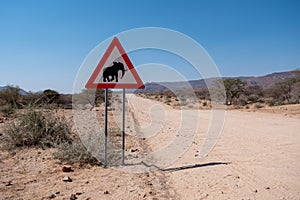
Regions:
[[42, 89, 60, 104], [3, 110, 73, 149], [247, 94, 259, 103]]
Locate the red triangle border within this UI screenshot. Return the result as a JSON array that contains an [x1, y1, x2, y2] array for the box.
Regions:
[[85, 37, 145, 89]]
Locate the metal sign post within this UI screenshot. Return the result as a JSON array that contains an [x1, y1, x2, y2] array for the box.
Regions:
[[85, 37, 144, 168], [122, 89, 125, 165], [104, 88, 108, 167]]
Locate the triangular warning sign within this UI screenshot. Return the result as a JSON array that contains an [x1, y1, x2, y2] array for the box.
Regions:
[[85, 37, 145, 89]]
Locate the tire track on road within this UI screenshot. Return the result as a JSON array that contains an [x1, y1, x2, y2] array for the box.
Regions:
[[126, 94, 179, 199]]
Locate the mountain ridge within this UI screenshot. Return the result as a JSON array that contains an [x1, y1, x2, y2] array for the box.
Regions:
[[1, 70, 298, 94], [0, 86, 28, 95], [138, 70, 297, 93]]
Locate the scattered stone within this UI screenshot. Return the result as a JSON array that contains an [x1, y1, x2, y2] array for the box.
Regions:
[[62, 165, 73, 172], [265, 187, 270, 190], [143, 193, 147, 198], [16, 187, 25, 191], [254, 189, 258, 193], [194, 154, 198, 157], [85, 181, 89, 184], [5, 181, 13, 186], [235, 175, 240, 179], [0, 118, 3, 123], [75, 192, 82, 196], [103, 190, 109, 194], [131, 148, 139, 152], [70, 194, 77, 200], [55, 191, 60, 195], [62, 176, 72, 182], [48, 194, 56, 199], [37, 151, 42, 155]]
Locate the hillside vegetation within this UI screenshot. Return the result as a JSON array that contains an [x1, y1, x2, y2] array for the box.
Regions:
[[136, 70, 300, 109]]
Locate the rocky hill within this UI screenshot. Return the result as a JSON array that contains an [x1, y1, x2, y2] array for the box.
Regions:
[[138, 70, 297, 93], [0, 86, 28, 95]]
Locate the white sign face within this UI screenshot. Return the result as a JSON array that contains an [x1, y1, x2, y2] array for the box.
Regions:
[[93, 47, 138, 84], [85, 37, 144, 89]]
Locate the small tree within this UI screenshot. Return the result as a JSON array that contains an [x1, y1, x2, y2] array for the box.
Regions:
[[42, 89, 60, 104], [244, 85, 264, 97], [222, 78, 246, 105], [0, 85, 21, 107], [288, 70, 300, 103], [20, 92, 44, 107], [271, 78, 297, 102]]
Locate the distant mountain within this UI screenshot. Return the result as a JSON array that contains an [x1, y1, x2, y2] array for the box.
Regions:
[[137, 70, 297, 93], [238, 71, 295, 88], [0, 86, 28, 95]]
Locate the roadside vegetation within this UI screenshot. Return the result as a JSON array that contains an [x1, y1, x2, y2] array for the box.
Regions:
[[136, 70, 300, 109], [1, 70, 299, 166], [0, 87, 104, 166]]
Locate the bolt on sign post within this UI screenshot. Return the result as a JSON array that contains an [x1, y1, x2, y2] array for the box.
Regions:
[[85, 37, 145, 167]]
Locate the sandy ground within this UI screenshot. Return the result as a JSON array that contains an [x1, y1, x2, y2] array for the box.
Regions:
[[0, 95, 300, 199], [124, 95, 300, 199]]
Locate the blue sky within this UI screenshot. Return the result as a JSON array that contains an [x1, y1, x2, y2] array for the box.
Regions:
[[0, 0, 300, 93]]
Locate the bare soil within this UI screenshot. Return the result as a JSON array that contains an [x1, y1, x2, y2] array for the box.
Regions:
[[0, 95, 299, 199]]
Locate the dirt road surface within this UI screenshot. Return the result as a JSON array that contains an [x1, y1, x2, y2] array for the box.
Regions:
[[125, 94, 300, 200]]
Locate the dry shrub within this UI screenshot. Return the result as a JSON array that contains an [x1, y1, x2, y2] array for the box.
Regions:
[[254, 103, 264, 109], [0, 104, 15, 117], [1, 109, 101, 166], [54, 141, 101, 166], [3, 110, 73, 150]]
